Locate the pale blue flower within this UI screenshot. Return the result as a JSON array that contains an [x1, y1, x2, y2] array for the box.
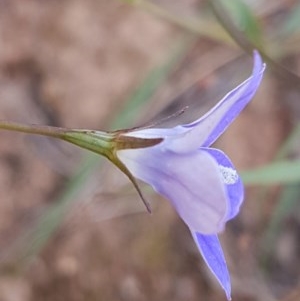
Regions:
[[0, 48, 264, 299], [115, 51, 265, 299]]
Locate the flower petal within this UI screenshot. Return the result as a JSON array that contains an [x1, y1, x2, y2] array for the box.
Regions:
[[165, 51, 265, 153], [117, 145, 229, 234], [191, 232, 231, 300], [121, 52, 265, 154], [201, 147, 244, 221], [119, 126, 185, 140]]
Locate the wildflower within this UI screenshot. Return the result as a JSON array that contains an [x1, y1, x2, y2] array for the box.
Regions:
[[0, 51, 265, 300], [112, 51, 265, 299]]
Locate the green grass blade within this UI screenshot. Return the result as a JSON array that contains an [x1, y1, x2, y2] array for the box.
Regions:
[[217, 0, 263, 47], [20, 155, 98, 259], [261, 184, 300, 259], [242, 159, 300, 185], [257, 123, 300, 268], [111, 37, 193, 129], [281, 3, 300, 36]]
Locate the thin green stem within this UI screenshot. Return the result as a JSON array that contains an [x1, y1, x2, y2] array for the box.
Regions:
[[0, 120, 67, 139], [0, 120, 115, 159]]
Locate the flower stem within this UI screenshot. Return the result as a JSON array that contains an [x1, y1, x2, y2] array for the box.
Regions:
[[0, 120, 67, 139], [0, 120, 115, 158]]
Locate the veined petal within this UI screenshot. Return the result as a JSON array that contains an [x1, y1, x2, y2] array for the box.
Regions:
[[117, 145, 229, 234], [121, 52, 265, 154], [165, 51, 265, 152], [191, 232, 231, 300], [201, 148, 244, 221]]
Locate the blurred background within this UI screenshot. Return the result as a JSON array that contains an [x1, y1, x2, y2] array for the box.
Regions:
[[0, 0, 300, 300]]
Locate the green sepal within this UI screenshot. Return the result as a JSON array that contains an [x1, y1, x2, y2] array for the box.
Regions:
[[62, 130, 115, 159], [61, 129, 163, 213]]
